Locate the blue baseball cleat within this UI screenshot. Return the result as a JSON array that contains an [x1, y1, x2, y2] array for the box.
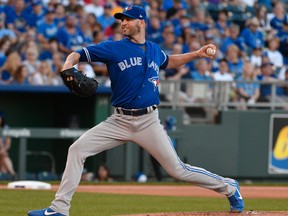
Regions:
[[227, 180, 244, 213], [27, 207, 66, 216]]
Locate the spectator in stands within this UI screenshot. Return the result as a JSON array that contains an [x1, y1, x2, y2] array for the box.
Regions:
[[26, 0, 46, 29], [22, 28, 38, 48], [147, 0, 160, 17], [0, 51, 22, 83], [105, 21, 121, 40], [240, 17, 265, 55], [219, 23, 246, 57], [147, 15, 163, 44], [159, 23, 176, 55], [0, 36, 12, 68], [46, 0, 58, 11], [57, 13, 86, 54], [186, 58, 217, 123], [30, 60, 57, 85], [190, 59, 213, 81], [75, 4, 86, 25], [81, 168, 94, 181], [36, 8, 58, 50], [164, 43, 189, 80], [212, 58, 234, 82], [91, 30, 104, 45], [167, 5, 188, 38], [186, 39, 202, 72], [5, 0, 29, 36], [84, 0, 104, 18], [0, 13, 16, 44], [54, 3, 66, 28], [22, 46, 41, 77], [157, 6, 168, 25], [180, 27, 197, 54], [79, 21, 94, 45], [86, 12, 103, 36], [39, 38, 60, 62], [256, 0, 272, 12], [277, 14, 288, 65], [0, 0, 7, 13], [186, 0, 206, 18], [212, 58, 235, 107], [236, 60, 260, 110], [79, 13, 101, 44], [97, 2, 114, 31], [250, 45, 263, 69], [215, 9, 230, 38], [263, 37, 284, 69], [51, 52, 64, 75], [89, 30, 108, 77], [95, 164, 113, 182], [226, 44, 244, 79], [0, 111, 15, 179], [255, 5, 270, 32], [190, 8, 210, 34], [257, 61, 286, 105], [270, 1, 286, 32], [19, 39, 38, 59], [10, 64, 29, 85], [65, 0, 82, 14]]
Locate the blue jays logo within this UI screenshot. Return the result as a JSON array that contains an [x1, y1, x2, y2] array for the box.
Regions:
[[148, 76, 159, 91], [124, 6, 133, 12]]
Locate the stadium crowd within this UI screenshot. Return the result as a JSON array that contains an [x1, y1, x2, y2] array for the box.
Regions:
[[0, 0, 288, 104]]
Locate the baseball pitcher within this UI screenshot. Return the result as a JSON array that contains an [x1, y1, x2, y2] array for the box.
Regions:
[[28, 5, 244, 216]]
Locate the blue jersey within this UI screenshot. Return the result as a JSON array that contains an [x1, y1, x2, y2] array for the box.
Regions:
[[57, 26, 86, 51], [240, 28, 264, 49], [76, 38, 169, 108], [37, 21, 58, 40], [236, 77, 260, 97], [270, 16, 284, 32]]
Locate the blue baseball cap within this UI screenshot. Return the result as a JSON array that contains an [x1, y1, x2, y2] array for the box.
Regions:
[[114, 5, 147, 22]]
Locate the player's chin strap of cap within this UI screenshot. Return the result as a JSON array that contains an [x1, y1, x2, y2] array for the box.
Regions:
[[115, 105, 157, 116]]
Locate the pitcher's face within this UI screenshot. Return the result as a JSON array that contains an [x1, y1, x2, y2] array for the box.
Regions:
[[121, 17, 142, 37]]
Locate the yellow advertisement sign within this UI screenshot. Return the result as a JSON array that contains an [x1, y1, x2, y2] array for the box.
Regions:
[[268, 114, 288, 174]]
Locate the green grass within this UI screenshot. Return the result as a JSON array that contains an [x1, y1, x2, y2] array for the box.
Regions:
[[0, 188, 288, 216]]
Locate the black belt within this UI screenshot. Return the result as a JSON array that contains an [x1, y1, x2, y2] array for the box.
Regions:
[[115, 105, 157, 116]]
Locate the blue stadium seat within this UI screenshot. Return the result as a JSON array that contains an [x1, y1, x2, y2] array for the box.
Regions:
[[0, 172, 13, 180], [25, 172, 37, 180], [37, 171, 59, 181]]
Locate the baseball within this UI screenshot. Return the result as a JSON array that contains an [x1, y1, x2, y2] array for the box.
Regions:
[[206, 47, 216, 56]]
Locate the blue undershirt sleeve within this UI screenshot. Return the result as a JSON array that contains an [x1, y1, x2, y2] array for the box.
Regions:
[[160, 50, 169, 69]]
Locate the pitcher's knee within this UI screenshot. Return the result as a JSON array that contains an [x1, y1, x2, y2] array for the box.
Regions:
[[165, 167, 184, 179], [68, 141, 82, 155]]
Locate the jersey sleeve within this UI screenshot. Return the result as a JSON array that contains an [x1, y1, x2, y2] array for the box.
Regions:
[[75, 41, 114, 64], [159, 50, 169, 69]]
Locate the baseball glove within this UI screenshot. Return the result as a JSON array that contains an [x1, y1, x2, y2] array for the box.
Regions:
[[60, 67, 98, 97]]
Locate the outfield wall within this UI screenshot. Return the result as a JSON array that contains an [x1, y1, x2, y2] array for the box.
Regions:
[[1, 88, 287, 180]]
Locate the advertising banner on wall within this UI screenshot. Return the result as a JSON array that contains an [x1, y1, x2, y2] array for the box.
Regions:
[[268, 114, 288, 174]]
